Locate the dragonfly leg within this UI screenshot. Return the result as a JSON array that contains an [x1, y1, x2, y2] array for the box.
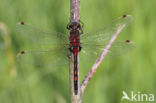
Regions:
[[68, 47, 73, 52], [79, 46, 82, 52], [80, 20, 84, 29], [80, 20, 84, 34], [80, 29, 83, 34], [66, 22, 70, 30]]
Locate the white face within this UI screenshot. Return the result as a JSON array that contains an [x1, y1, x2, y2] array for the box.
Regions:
[[69, 22, 80, 30]]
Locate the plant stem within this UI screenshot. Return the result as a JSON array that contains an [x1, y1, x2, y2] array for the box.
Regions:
[[70, 0, 80, 23], [69, 0, 81, 103], [80, 25, 126, 94]]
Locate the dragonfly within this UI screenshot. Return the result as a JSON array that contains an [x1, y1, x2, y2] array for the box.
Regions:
[[16, 15, 135, 95]]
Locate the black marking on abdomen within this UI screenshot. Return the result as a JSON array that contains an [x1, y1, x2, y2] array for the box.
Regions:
[[74, 55, 78, 95]]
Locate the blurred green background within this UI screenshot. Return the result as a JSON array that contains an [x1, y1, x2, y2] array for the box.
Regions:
[[0, 0, 155, 103]]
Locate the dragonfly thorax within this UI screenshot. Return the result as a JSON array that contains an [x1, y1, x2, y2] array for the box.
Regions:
[[68, 22, 82, 53], [69, 29, 81, 52]]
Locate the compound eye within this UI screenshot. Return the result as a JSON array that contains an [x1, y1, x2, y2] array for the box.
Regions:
[[69, 24, 72, 29], [78, 24, 80, 28]]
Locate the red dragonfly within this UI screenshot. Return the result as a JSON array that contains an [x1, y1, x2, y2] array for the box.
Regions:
[[16, 15, 135, 95], [67, 22, 83, 94]]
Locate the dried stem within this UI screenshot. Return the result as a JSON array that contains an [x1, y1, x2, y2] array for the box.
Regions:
[[80, 25, 126, 93], [69, 0, 81, 103], [70, 0, 80, 23]]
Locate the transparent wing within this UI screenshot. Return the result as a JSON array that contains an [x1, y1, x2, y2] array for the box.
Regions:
[[105, 40, 135, 58], [81, 15, 133, 45], [80, 40, 135, 58], [16, 44, 69, 68], [79, 15, 134, 62], [79, 40, 135, 66], [15, 22, 70, 69], [15, 22, 68, 48]]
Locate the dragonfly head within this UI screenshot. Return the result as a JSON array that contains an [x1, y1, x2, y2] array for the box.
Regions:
[[68, 22, 81, 30]]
